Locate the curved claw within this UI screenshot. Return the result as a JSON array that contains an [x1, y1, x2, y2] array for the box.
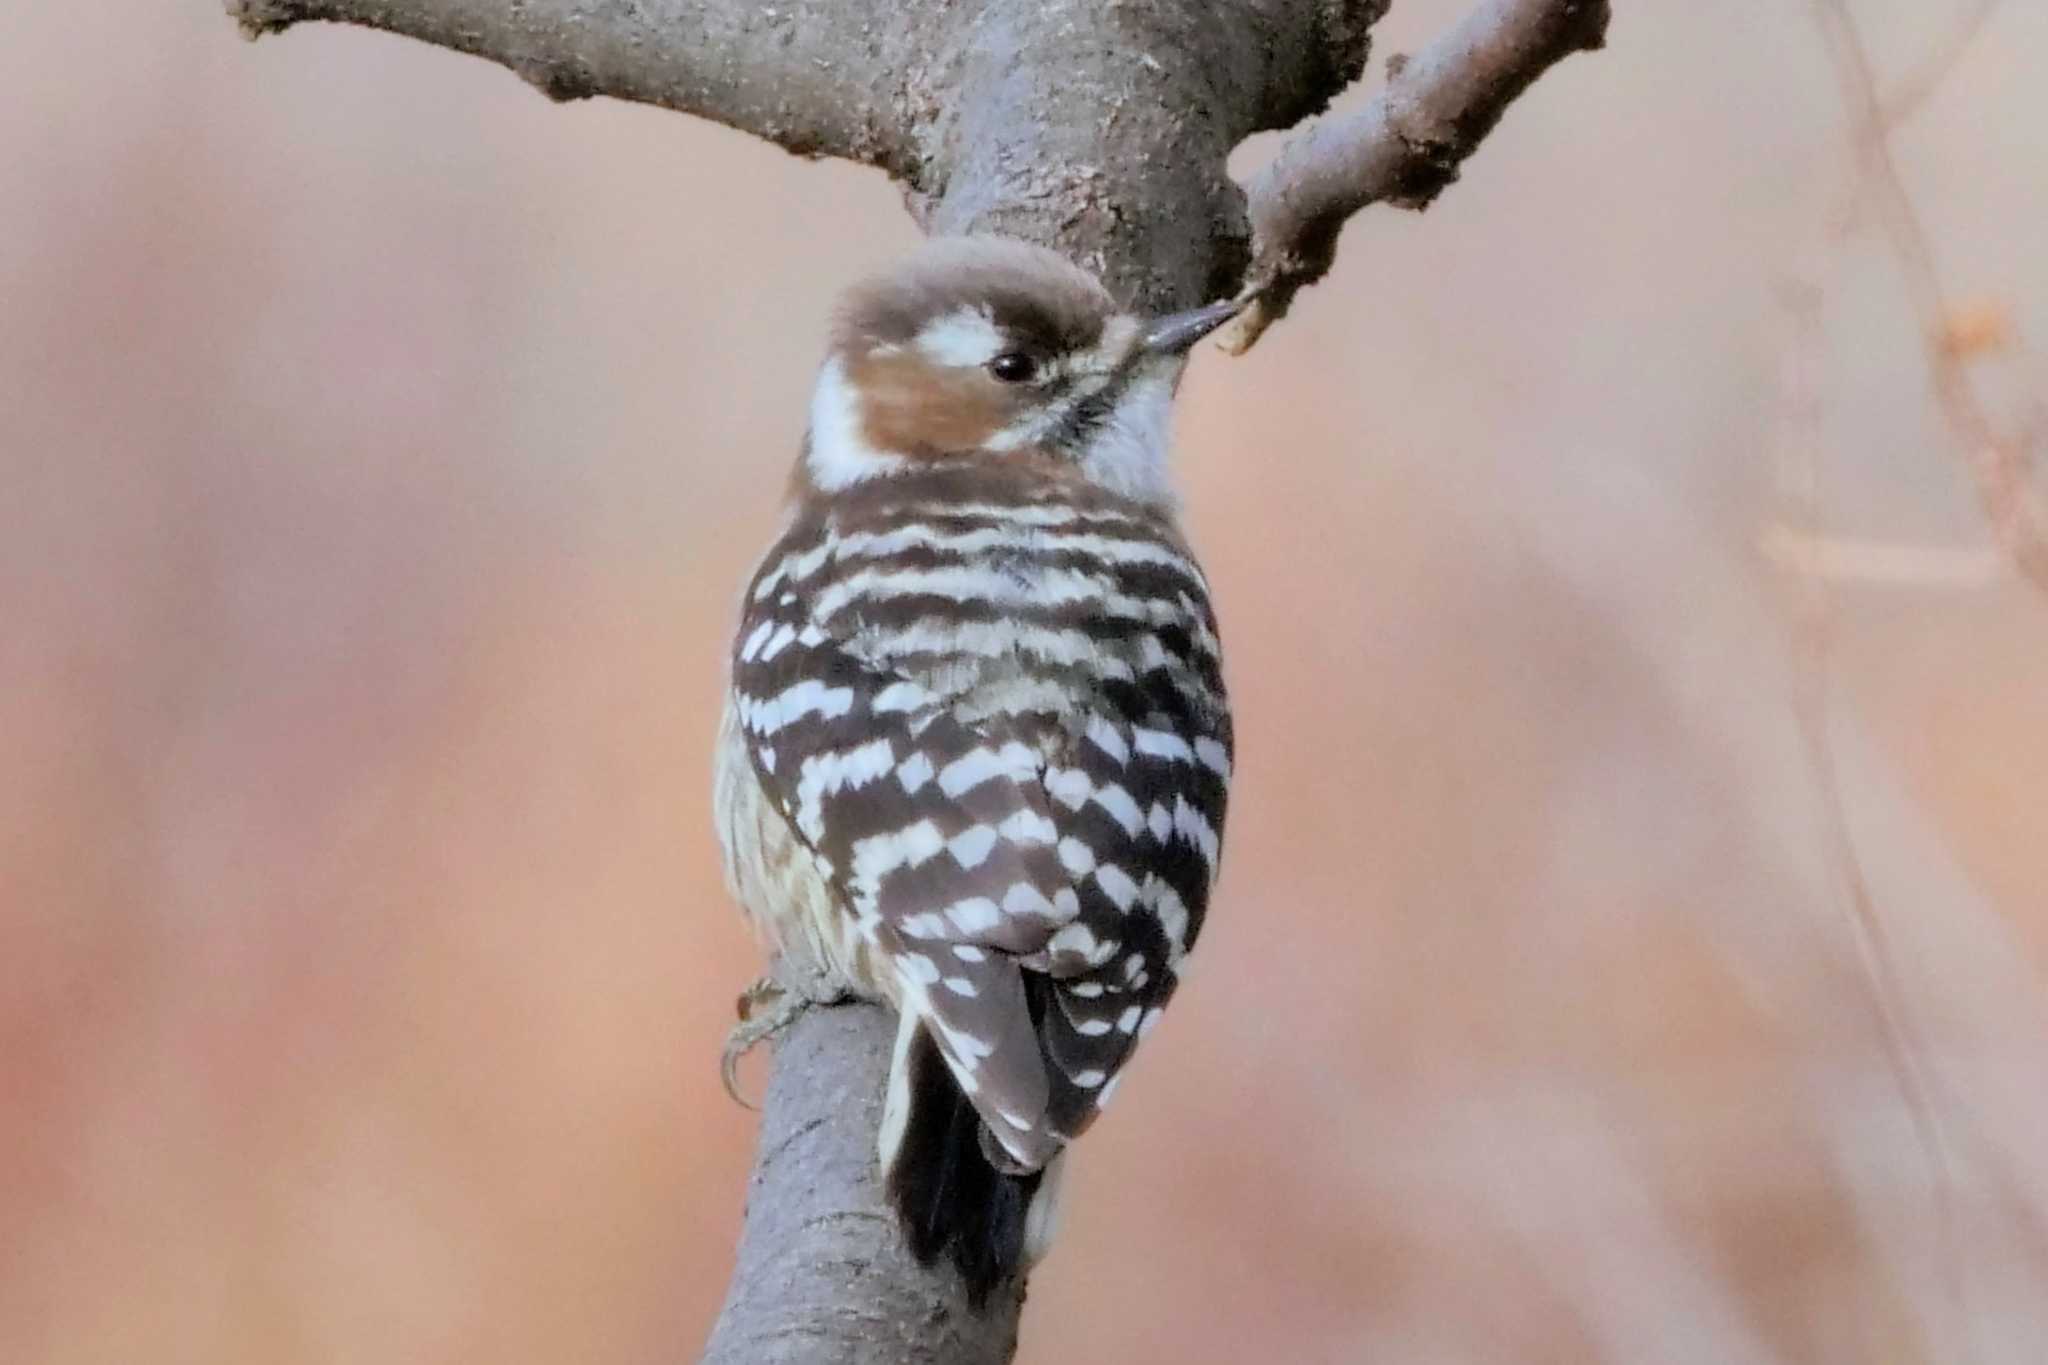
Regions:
[[719, 975, 806, 1110], [720, 1033, 762, 1111], [719, 967, 860, 1108]]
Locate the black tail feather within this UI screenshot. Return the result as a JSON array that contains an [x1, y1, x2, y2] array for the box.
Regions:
[[885, 1023, 1042, 1308]]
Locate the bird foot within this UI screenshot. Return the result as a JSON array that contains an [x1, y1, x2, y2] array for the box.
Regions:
[[720, 965, 849, 1109]]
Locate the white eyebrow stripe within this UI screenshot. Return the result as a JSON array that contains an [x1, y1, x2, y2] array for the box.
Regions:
[[916, 307, 1005, 367]]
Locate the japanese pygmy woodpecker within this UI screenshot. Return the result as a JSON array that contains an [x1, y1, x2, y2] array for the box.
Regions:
[[715, 235, 1238, 1305]]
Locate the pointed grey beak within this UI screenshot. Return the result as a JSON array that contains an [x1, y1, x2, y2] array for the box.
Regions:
[[1137, 297, 1247, 357]]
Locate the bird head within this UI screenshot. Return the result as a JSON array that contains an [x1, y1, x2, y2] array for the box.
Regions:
[[802, 237, 1242, 504]]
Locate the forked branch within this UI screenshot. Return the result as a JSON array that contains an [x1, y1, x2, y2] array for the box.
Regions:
[[226, 0, 1602, 1359], [1223, 0, 1609, 352]]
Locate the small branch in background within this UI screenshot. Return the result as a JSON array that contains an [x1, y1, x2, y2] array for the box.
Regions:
[[1874, 0, 2004, 130], [1220, 0, 1609, 354], [1757, 528, 2006, 588], [1807, 0, 2048, 595], [1767, 267, 1975, 1364], [1766, 4, 2035, 1350]]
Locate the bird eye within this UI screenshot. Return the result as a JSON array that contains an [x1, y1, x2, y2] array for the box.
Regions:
[[987, 352, 1038, 383]]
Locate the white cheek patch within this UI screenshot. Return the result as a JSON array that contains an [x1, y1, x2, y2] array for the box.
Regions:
[[915, 307, 1005, 368], [1078, 366, 1179, 504], [805, 356, 908, 491]]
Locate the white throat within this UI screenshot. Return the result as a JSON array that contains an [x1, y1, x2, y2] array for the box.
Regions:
[[1072, 366, 1179, 506]]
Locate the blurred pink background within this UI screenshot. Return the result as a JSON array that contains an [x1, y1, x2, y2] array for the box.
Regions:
[[4, 3, 2046, 1361]]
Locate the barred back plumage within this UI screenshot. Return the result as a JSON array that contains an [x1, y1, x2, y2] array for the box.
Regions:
[[714, 236, 1239, 1308]]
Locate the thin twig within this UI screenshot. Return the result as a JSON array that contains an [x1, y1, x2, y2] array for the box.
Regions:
[[1757, 528, 2005, 587], [1808, 0, 2048, 594], [1221, 0, 1609, 353], [1877, 0, 2003, 130], [1770, 266, 1974, 1362]]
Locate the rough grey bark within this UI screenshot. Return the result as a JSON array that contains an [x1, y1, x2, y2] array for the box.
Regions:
[[228, 1, 1604, 1359], [230, 0, 1388, 309], [704, 1003, 1027, 1365], [228, 0, 934, 171], [904, 1, 1383, 310]]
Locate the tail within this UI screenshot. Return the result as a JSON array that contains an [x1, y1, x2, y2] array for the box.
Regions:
[[881, 1014, 1064, 1308]]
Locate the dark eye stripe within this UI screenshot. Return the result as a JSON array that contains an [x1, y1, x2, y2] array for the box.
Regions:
[[1047, 370, 1130, 448]]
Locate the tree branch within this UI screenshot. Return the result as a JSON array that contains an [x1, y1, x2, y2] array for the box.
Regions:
[[1805, 0, 2048, 593], [229, 0, 1383, 312], [228, 0, 940, 174], [906, 1, 1383, 311], [227, 0, 1600, 1358], [704, 1001, 1024, 1365], [1221, 0, 1609, 352]]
